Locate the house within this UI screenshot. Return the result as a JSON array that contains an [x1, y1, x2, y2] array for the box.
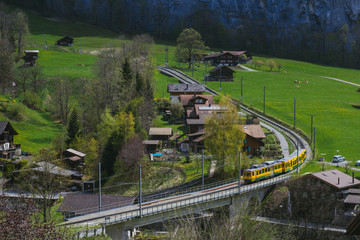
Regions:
[[23, 50, 39, 67], [149, 128, 173, 141], [187, 130, 206, 153], [240, 125, 266, 155], [204, 51, 252, 66], [167, 84, 206, 103], [180, 94, 214, 109], [186, 104, 225, 133], [56, 36, 74, 46], [63, 148, 86, 171], [58, 192, 136, 218], [288, 169, 360, 226], [0, 121, 21, 159], [205, 66, 235, 82]]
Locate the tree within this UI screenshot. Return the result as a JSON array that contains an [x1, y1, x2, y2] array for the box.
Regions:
[[176, 28, 208, 69], [52, 78, 71, 124], [254, 60, 264, 70], [28, 65, 44, 93], [12, 10, 29, 56], [168, 102, 184, 122], [266, 59, 277, 72], [204, 95, 245, 174], [117, 135, 144, 170], [277, 62, 282, 72], [0, 196, 71, 239], [18, 148, 65, 223], [66, 108, 81, 147], [0, 38, 14, 93]]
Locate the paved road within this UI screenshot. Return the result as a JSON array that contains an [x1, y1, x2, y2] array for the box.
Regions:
[[321, 161, 360, 172], [319, 76, 360, 87], [260, 122, 290, 158]]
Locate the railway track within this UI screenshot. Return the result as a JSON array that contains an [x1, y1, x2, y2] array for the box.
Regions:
[[156, 66, 313, 161]]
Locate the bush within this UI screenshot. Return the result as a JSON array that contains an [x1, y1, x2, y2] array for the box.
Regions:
[[3, 164, 15, 178], [7, 103, 24, 121], [24, 91, 40, 109], [16, 160, 28, 170]]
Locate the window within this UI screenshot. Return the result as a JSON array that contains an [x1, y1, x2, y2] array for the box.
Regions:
[[248, 146, 251, 152], [262, 169, 264, 173], [244, 138, 247, 144]]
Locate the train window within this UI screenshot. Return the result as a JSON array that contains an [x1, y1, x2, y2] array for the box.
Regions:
[[262, 169, 264, 173], [268, 168, 270, 171]]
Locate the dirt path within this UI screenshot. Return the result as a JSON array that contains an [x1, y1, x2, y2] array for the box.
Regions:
[[238, 64, 258, 72], [319, 76, 360, 87]]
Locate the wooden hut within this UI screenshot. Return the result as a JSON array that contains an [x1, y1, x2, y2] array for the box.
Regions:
[[205, 66, 235, 82], [23, 50, 39, 67], [56, 36, 74, 46]]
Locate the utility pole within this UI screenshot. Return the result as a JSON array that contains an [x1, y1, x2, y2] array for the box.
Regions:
[[178, 47, 181, 69], [139, 164, 142, 217], [263, 86, 266, 114], [219, 66, 222, 92], [238, 151, 241, 194], [191, 54, 194, 77], [294, 98, 296, 129], [43, 34, 45, 49], [202, 149, 205, 190], [313, 127, 316, 154], [165, 46, 168, 66], [310, 115, 313, 143], [296, 140, 299, 173], [98, 162, 102, 212], [81, 39, 83, 55], [204, 61, 207, 80], [241, 77, 243, 104]]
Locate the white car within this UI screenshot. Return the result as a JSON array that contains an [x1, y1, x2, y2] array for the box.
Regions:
[[332, 155, 345, 163]]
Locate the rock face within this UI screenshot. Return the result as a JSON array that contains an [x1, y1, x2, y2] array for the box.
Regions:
[[8, 0, 360, 66]]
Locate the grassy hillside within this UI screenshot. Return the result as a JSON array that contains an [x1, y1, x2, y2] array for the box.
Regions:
[[8, 4, 360, 163]]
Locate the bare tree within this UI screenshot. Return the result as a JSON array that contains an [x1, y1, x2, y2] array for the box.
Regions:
[[18, 148, 66, 223], [0, 38, 14, 93], [52, 78, 71, 125]]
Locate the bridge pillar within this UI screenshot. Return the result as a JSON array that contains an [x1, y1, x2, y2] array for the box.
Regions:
[[106, 224, 130, 240]]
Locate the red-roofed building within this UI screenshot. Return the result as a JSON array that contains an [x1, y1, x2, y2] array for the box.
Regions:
[[240, 125, 266, 155], [204, 51, 252, 66]]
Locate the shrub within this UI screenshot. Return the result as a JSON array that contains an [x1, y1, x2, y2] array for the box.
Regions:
[[7, 103, 24, 121], [24, 91, 40, 109], [3, 164, 15, 178]]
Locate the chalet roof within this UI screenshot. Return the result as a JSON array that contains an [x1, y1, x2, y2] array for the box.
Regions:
[[24, 50, 39, 54], [58, 36, 74, 41], [344, 194, 360, 205], [208, 66, 236, 73], [204, 50, 249, 59], [142, 140, 160, 145], [193, 135, 206, 143], [167, 84, 206, 93], [69, 156, 81, 161], [31, 162, 79, 177], [58, 193, 135, 215], [66, 148, 86, 158], [149, 128, 173, 136], [240, 125, 266, 139], [0, 121, 18, 135], [188, 130, 206, 137], [180, 94, 214, 106], [310, 169, 360, 190], [186, 114, 209, 125]]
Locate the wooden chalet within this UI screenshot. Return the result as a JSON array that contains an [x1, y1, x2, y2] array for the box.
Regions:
[[56, 36, 74, 46], [240, 125, 266, 155], [204, 51, 252, 66], [205, 65, 235, 82], [64, 148, 86, 171], [0, 121, 21, 159], [23, 50, 39, 67], [149, 128, 173, 141], [180, 94, 214, 109], [142, 140, 161, 153]]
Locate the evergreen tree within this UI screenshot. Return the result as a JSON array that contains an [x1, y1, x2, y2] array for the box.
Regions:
[[66, 108, 81, 147], [135, 73, 143, 96], [122, 58, 132, 82]]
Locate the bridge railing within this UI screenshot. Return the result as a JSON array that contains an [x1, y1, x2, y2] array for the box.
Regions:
[[103, 175, 290, 226]]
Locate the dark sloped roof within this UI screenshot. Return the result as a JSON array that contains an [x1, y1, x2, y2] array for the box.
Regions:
[[168, 84, 206, 93], [208, 66, 236, 73], [58, 193, 135, 215], [240, 125, 266, 139], [311, 169, 360, 190], [0, 121, 18, 135], [180, 95, 214, 106], [344, 195, 360, 205]]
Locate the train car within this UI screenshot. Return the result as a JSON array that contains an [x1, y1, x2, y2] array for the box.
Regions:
[[243, 149, 306, 184]]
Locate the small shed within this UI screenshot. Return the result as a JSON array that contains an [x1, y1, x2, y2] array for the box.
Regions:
[[149, 128, 173, 141], [240, 125, 266, 155], [64, 148, 86, 171], [142, 140, 161, 153], [56, 36, 74, 46], [205, 66, 235, 82], [23, 50, 39, 67]]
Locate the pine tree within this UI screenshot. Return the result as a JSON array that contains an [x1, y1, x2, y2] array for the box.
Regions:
[[122, 58, 132, 82], [66, 108, 81, 147]]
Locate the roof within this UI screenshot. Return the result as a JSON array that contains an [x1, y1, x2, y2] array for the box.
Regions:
[[142, 140, 160, 145], [310, 169, 360, 190], [24, 50, 39, 54], [0, 121, 18, 135], [188, 130, 206, 137], [347, 211, 360, 235], [69, 156, 81, 161], [186, 114, 209, 125], [58, 193, 135, 215], [180, 94, 214, 106], [32, 162, 79, 177], [240, 125, 266, 139], [208, 66, 236, 74], [168, 84, 206, 93], [344, 195, 360, 205], [204, 51, 249, 59], [193, 135, 206, 143], [66, 148, 86, 157], [58, 36, 74, 41], [149, 128, 173, 136]]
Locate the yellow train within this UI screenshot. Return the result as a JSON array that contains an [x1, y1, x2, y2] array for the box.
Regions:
[[243, 149, 306, 184]]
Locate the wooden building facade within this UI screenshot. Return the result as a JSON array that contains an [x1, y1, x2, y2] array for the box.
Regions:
[[205, 66, 235, 82]]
